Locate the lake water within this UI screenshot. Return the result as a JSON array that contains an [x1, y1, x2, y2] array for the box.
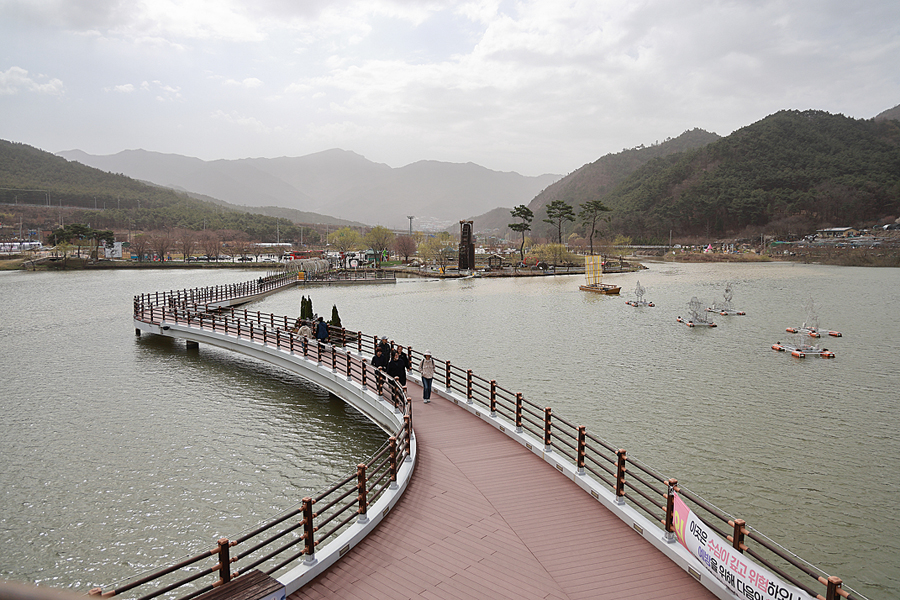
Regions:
[[1, 261, 897, 599]]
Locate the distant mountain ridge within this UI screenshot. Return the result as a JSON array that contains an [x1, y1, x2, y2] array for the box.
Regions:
[[58, 148, 561, 230]]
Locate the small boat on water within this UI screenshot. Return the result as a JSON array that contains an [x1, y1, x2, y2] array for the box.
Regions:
[[772, 341, 835, 358], [580, 255, 620, 294], [625, 280, 654, 307]]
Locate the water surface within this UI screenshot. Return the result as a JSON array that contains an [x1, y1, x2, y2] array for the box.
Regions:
[[1, 262, 897, 599]]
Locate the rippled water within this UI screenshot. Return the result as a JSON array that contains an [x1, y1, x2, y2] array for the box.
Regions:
[[0, 269, 386, 590], [2, 262, 898, 599]]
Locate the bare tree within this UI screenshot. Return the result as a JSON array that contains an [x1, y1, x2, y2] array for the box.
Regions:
[[199, 230, 221, 261], [394, 235, 417, 262], [131, 233, 151, 262], [174, 229, 197, 261], [232, 231, 251, 259], [149, 230, 173, 261]]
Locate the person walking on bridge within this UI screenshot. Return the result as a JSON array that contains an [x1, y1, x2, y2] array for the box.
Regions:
[[419, 351, 434, 403], [377, 336, 391, 359], [388, 347, 410, 387], [316, 316, 329, 343], [372, 345, 388, 369]]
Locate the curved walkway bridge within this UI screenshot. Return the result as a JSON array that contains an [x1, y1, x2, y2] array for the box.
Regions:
[[84, 273, 854, 600]]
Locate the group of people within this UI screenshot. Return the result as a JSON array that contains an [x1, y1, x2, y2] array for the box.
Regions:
[[291, 316, 330, 343], [371, 336, 434, 403], [290, 317, 435, 403]]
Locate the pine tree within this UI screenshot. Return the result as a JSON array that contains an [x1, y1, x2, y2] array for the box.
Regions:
[[329, 304, 342, 327], [300, 296, 314, 320]]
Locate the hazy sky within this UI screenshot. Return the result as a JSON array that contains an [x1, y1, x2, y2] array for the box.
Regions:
[[2, 0, 898, 176]]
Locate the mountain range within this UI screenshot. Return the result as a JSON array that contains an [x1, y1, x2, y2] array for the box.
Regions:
[[57, 148, 560, 231]]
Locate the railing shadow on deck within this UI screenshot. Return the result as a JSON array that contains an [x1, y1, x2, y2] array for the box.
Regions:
[[93, 275, 858, 600]]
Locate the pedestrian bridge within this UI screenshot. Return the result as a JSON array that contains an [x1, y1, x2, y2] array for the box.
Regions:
[[81, 273, 854, 600]]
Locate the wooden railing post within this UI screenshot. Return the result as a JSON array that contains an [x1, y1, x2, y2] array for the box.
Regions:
[[361, 360, 368, 390], [391, 382, 401, 413], [445, 360, 452, 391], [216, 538, 231, 585], [615, 449, 627, 504], [302, 497, 316, 565], [489, 380, 497, 416], [376, 369, 384, 397], [825, 576, 843, 600], [466, 370, 473, 404], [664, 478, 677, 543], [357, 463, 369, 523], [515, 393, 523, 433], [316, 340, 322, 364], [576, 426, 586, 475], [404, 415, 412, 462], [543, 407, 552, 451], [729, 519, 747, 553], [331, 345, 337, 372], [388, 436, 398, 489], [345, 351, 352, 380]]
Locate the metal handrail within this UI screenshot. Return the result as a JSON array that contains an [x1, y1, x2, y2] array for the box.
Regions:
[[123, 276, 859, 600]]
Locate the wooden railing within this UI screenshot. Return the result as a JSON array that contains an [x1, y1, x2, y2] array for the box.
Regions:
[[101, 291, 411, 600], [411, 347, 856, 600], [120, 278, 857, 600], [300, 269, 396, 283]]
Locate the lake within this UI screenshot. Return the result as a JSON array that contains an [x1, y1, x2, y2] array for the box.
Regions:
[[1, 261, 897, 599]]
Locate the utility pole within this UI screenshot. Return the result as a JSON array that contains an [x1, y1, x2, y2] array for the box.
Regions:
[[407, 216, 414, 236]]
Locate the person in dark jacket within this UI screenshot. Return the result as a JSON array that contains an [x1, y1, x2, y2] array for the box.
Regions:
[[388, 348, 410, 386], [371, 346, 388, 369], [316, 317, 329, 343], [377, 336, 391, 359]]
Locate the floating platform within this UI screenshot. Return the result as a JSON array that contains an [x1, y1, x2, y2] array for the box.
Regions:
[[772, 342, 835, 358], [677, 316, 716, 327], [785, 326, 841, 338], [626, 299, 654, 307]]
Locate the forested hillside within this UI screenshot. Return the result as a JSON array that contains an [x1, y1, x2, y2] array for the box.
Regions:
[[602, 110, 900, 241], [467, 128, 720, 235], [0, 140, 329, 242]]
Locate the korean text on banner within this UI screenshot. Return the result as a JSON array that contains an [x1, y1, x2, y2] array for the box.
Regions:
[[672, 492, 814, 600]]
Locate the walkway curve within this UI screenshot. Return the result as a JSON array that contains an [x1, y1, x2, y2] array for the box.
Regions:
[[132, 292, 729, 599], [297, 375, 721, 600]]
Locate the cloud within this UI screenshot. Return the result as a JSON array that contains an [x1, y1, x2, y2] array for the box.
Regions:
[[210, 109, 271, 132], [223, 77, 264, 88], [0, 66, 64, 95], [2, 0, 898, 174]]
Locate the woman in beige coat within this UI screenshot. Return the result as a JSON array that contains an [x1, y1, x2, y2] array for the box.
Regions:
[[419, 351, 435, 403]]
